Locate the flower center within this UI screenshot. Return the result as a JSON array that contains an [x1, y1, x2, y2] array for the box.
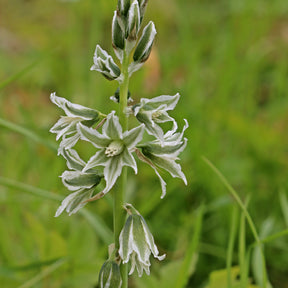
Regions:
[[105, 140, 124, 157], [152, 110, 162, 119]]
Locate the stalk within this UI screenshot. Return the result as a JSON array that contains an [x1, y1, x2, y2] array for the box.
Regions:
[[114, 48, 130, 288]]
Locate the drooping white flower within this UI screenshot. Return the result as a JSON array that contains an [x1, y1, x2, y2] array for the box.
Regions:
[[55, 149, 103, 217], [50, 92, 100, 153], [91, 45, 121, 81], [133, 93, 180, 144], [77, 111, 144, 195], [136, 119, 188, 198], [119, 204, 165, 277], [98, 260, 122, 288]]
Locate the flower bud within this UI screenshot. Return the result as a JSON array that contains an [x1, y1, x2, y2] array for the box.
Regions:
[[126, 0, 140, 41], [98, 260, 122, 288], [112, 11, 125, 61], [91, 45, 121, 81], [133, 21, 156, 63], [118, 0, 130, 16], [137, 0, 148, 21]]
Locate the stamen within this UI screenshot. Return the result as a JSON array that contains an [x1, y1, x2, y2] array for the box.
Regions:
[[105, 140, 124, 157]]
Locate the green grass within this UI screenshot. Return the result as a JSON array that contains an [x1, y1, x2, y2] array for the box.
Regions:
[[1, 0, 288, 287]]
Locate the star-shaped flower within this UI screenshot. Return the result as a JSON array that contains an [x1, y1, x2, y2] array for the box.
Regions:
[[77, 111, 144, 195], [50, 92, 100, 153], [133, 93, 180, 143], [119, 204, 165, 277], [136, 119, 188, 198]]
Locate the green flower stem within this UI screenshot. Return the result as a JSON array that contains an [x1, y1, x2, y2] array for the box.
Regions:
[[114, 47, 130, 288]]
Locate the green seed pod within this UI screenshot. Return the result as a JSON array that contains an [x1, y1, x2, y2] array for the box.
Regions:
[[133, 21, 156, 63], [98, 260, 122, 288]]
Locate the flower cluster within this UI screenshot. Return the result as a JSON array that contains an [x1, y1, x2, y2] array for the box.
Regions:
[[50, 0, 188, 285]]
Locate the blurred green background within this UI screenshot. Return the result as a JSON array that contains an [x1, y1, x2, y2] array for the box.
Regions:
[[1, 0, 288, 287]]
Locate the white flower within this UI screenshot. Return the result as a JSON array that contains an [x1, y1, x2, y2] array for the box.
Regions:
[[133, 93, 180, 143], [50, 92, 100, 153], [77, 111, 144, 195], [119, 204, 165, 277], [98, 260, 122, 288], [136, 120, 188, 198], [91, 45, 121, 81], [55, 149, 103, 217]]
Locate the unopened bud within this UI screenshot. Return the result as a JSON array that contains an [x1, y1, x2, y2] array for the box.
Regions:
[[118, 0, 130, 16], [98, 260, 122, 288], [137, 0, 148, 21], [126, 0, 140, 41], [133, 21, 156, 63]]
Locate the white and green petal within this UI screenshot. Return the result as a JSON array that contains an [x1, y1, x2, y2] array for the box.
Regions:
[[91, 45, 121, 81], [77, 122, 111, 148], [50, 92, 100, 151], [50, 92, 100, 120], [61, 170, 102, 191], [60, 148, 86, 171], [122, 124, 145, 149], [119, 204, 165, 277], [55, 188, 95, 217], [133, 94, 180, 142], [102, 111, 123, 139], [98, 260, 122, 288]]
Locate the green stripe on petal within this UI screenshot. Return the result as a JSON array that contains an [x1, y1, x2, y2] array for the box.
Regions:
[[122, 124, 144, 149], [103, 155, 123, 194], [77, 123, 111, 148], [61, 149, 86, 171], [121, 148, 137, 173], [102, 111, 122, 139], [61, 171, 102, 191], [85, 150, 109, 171], [119, 215, 133, 263], [146, 153, 187, 185]]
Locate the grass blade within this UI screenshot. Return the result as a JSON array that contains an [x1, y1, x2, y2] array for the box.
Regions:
[[0, 176, 113, 244], [16, 258, 66, 288], [279, 189, 288, 227], [175, 204, 205, 288], [0, 118, 57, 151], [202, 156, 268, 288], [226, 205, 239, 288]]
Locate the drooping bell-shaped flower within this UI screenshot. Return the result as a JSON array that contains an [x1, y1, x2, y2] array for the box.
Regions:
[[91, 45, 121, 81], [119, 204, 165, 277], [98, 260, 122, 288], [77, 111, 144, 195], [50, 92, 100, 153], [136, 119, 188, 198], [55, 149, 103, 217], [133, 93, 180, 144]]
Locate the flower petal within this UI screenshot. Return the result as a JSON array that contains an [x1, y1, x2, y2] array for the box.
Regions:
[[84, 150, 109, 171], [147, 154, 187, 185], [60, 148, 86, 171], [122, 148, 138, 174], [55, 188, 94, 217], [50, 92, 99, 120], [103, 155, 123, 194], [77, 122, 111, 148], [102, 111, 122, 139], [122, 124, 144, 149], [61, 170, 102, 191]]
